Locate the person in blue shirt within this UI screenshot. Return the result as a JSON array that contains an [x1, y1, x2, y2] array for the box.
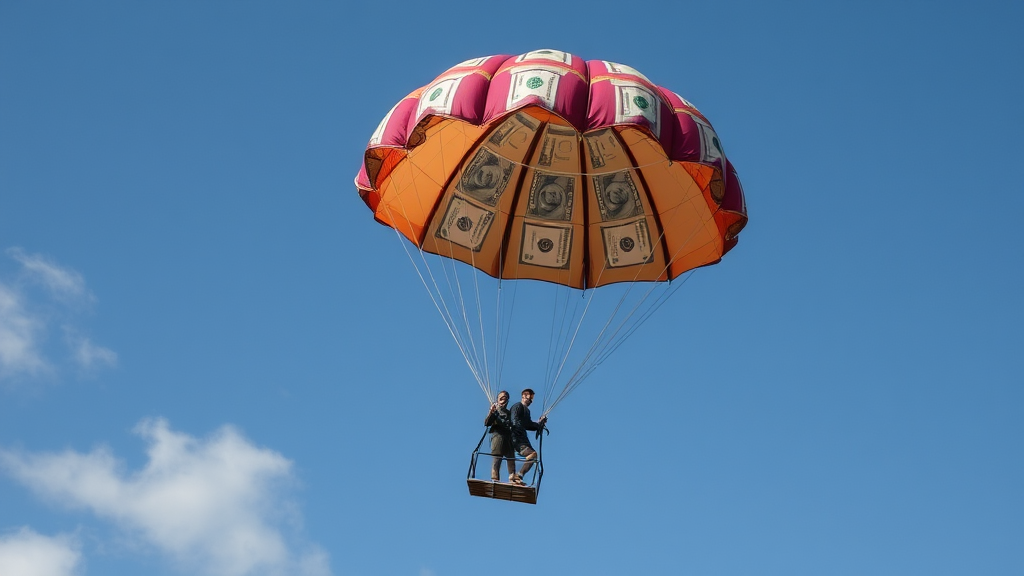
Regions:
[[509, 388, 547, 485]]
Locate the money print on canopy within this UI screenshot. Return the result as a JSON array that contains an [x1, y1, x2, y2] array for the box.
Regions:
[[527, 172, 574, 221], [357, 48, 747, 289], [435, 196, 496, 252], [593, 171, 643, 221], [456, 148, 515, 207], [612, 80, 662, 137], [692, 115, 725, 165], [507, 68, 561, 111], [355, 49, 749, 453], [603, 61, 651, 82], [601, 219, 654, 268], [516, 49, 572, 64], [520, 223, 572, 268], [417, 75, 466, 117]]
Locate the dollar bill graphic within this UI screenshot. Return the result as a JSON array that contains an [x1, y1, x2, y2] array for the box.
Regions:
[[519, 223, 572, 269], [537, 125, 577, 167], [612, 80, 661, 138], [416, 74, 466, 118], [516, 49, 571, 64], [435, 196, 495, 252], [603, 61, 651, 82], [584, 129, 625, 169], [487, 113, 538, 148], [527, 172, 574, 221], [601, 219, 654, 268], [692, 115, 725, 164], [507, 68, 561, 111], [593, 171, 643, 221], [456, 147, 515, 207]]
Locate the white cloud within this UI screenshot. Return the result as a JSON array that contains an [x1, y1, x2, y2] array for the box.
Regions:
[[0, 247, 114, 381], [0, 527, 81, 576], [0, 419, 330, 576], [7, 248, 90, 303], [0, 283, 49, 378], [66, 330, 118, 370]]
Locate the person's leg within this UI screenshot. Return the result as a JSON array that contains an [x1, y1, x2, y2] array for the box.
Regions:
[[490, 436, 502, 481], [518, 448, 537, 476]]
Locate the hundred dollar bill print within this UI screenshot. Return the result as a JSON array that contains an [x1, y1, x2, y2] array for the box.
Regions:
[[416, 74, 466, 118], [456, 147, 515, 207], [612, 79, 661, 138], [691, 115, 725, 165], [603, 61, 651, 82], [520, 223, 573, 269], [434, 196, 495, 252], [601, 219, 654, 268], [593, 170, 643, 221], [537, 125, 577, 167], [506, 68, 561, 111], [584, 129, 625, 170], [516, 49, 571, 65], [527, 172, 574, 221], [487, 113, 538, 149]]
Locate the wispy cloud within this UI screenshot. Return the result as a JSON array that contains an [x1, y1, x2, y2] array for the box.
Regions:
[[65, 329, 118, 371], [0, 527, 81, 576], [0, 419, 331, 576], [0, 283, 49, 378], [7, 248, 90, 303], [0, 248, 113, 382]]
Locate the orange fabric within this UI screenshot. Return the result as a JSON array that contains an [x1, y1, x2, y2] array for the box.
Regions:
[[371, 106, 733, 288]]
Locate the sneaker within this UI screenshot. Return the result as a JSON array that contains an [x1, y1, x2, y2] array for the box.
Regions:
[[509, 474, 526, 485]]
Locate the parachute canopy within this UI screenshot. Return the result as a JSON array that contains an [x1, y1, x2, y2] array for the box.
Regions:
[[356, 49, 747, 290]]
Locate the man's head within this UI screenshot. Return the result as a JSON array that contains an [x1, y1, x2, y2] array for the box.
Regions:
[[521, 388, 535, 406], [496, 390, 510, 406]]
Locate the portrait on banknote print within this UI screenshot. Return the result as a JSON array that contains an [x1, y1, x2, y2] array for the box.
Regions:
[[456, 148, 515, 207], [519, 223, 572, 269], [434, 195, 495, 252], [593, 171, 643, 221], [601, 219, 654, 268], [527, 173, 574, 221]]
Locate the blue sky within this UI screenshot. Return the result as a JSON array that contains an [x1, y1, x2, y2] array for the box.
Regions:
[[1, 2, 1021, 575]]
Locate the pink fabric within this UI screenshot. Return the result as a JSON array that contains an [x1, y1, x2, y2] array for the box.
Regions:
[[360, 50, 745, 219]]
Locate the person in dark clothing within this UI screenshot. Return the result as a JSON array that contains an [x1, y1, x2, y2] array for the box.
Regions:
[[484, 390, 515, 482], [509, 388, 547, 485]]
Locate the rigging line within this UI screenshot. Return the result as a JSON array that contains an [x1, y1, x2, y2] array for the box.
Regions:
[[470, 145, 675, 177], [587, 272, 692, 369], [493, 213, 505, 395], [468, 246, 493, 399], [390, 175, 488, 395], [544, 266, 575, 401], [545, 283, 569, 392], [438, 234, 487, 394], [549, 278, 582, 406], [559, 279, 684, 400], [546, 206, 722, 413], [402, 195, 485, 386], [380, 207, 486, 391], [544, 269, 576, 408], [559, 280, 688, 403], [496, 249, 525, 388], [545, 200, 718, 412]]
